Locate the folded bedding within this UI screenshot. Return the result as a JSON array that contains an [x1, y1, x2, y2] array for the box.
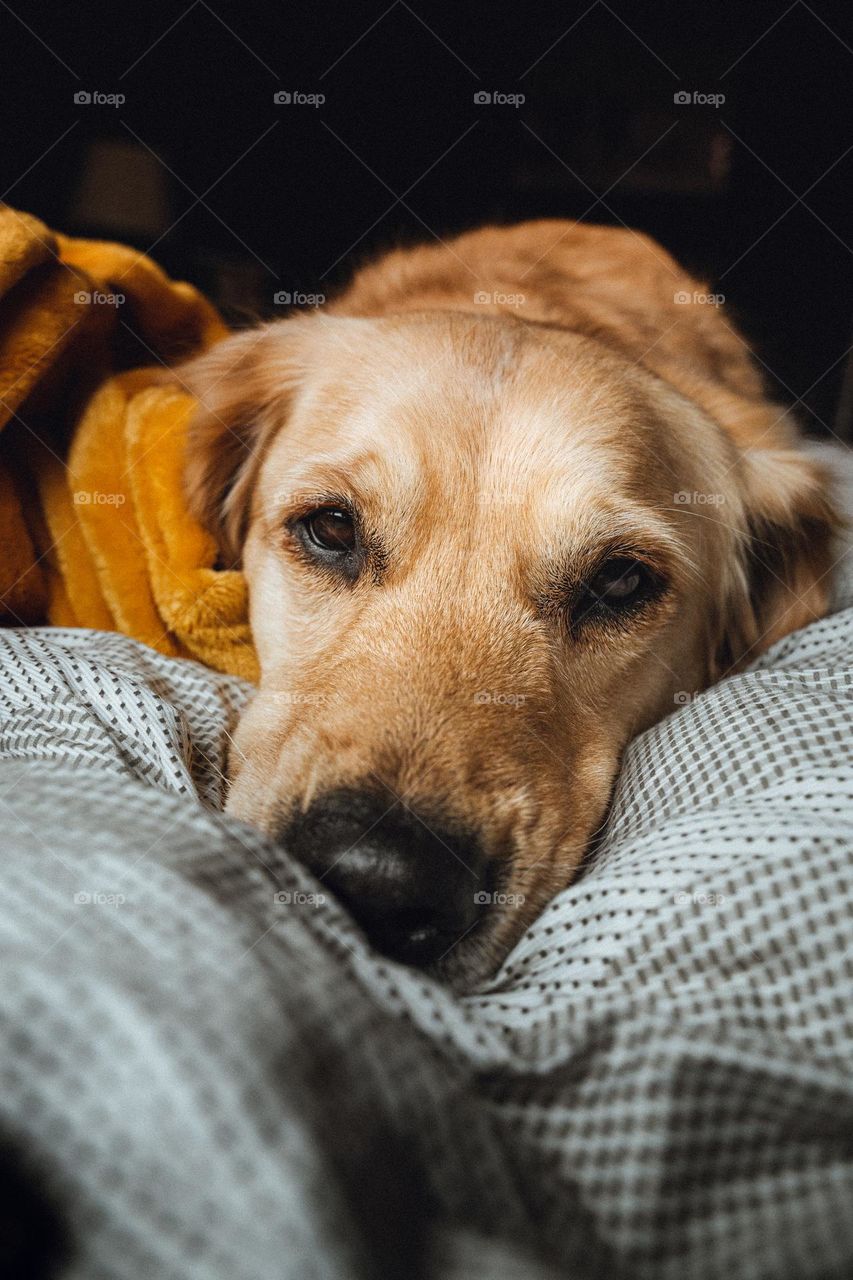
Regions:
[[0, 205, 256, 681], [0, 439, 851, 1279]]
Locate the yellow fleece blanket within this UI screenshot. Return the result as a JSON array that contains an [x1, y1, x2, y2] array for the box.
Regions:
[[0, 205, 258, 681]]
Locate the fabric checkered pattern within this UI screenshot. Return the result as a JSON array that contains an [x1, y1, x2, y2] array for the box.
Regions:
[[0, 446, 851, 1280]]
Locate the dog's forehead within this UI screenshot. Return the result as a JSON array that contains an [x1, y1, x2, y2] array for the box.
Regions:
[[277, 316, 676, 507]]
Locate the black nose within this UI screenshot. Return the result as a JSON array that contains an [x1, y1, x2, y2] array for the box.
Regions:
[[283, 789, 490, 966]]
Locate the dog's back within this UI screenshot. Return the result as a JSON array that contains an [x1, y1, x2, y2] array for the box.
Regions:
[[332, 221, 767, 429]]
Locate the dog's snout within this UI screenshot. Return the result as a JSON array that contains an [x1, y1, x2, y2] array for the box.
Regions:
[[284, 789, 490, 967]]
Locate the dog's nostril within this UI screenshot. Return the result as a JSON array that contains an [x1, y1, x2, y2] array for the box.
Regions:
[[367, 908, 452, 968], [282, 788, 490, 967]]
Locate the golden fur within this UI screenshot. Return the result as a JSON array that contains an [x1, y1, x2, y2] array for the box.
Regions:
[[182, 220, 836, 982]]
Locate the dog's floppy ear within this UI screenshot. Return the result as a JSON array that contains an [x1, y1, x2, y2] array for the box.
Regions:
[[181, 322, 305, 568], [717, 442, 839, 674]]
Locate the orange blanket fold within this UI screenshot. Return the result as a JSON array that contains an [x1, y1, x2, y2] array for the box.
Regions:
[[0, 204, 258, 682]]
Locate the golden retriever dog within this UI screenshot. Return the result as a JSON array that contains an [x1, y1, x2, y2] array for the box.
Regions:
[[183, 220, 836, 987]]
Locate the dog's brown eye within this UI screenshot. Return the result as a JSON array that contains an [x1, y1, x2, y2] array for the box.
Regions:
[[590, 558, 643, 601], [572, 557, 658, 627], [302, 508, 356, 553]]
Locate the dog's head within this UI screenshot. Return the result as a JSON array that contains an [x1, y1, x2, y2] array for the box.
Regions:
[[183, 308, 835, 986]]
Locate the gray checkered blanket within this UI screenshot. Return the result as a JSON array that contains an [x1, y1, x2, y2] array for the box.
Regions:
[[1, 445, 851, 1280]]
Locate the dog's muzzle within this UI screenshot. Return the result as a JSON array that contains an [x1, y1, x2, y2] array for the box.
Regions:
[[283, 788, 491, 967]]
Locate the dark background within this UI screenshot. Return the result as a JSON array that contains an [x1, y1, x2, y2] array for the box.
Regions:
[[2, 0, 851, 435]]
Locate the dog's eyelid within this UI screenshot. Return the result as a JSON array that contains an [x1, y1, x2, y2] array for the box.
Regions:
[[265, 490, 356, 542], [277, 491, 357, 522], [535, 542, 675, 634], [568, 543, 671, 590], [602, 552, 668, 590]]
